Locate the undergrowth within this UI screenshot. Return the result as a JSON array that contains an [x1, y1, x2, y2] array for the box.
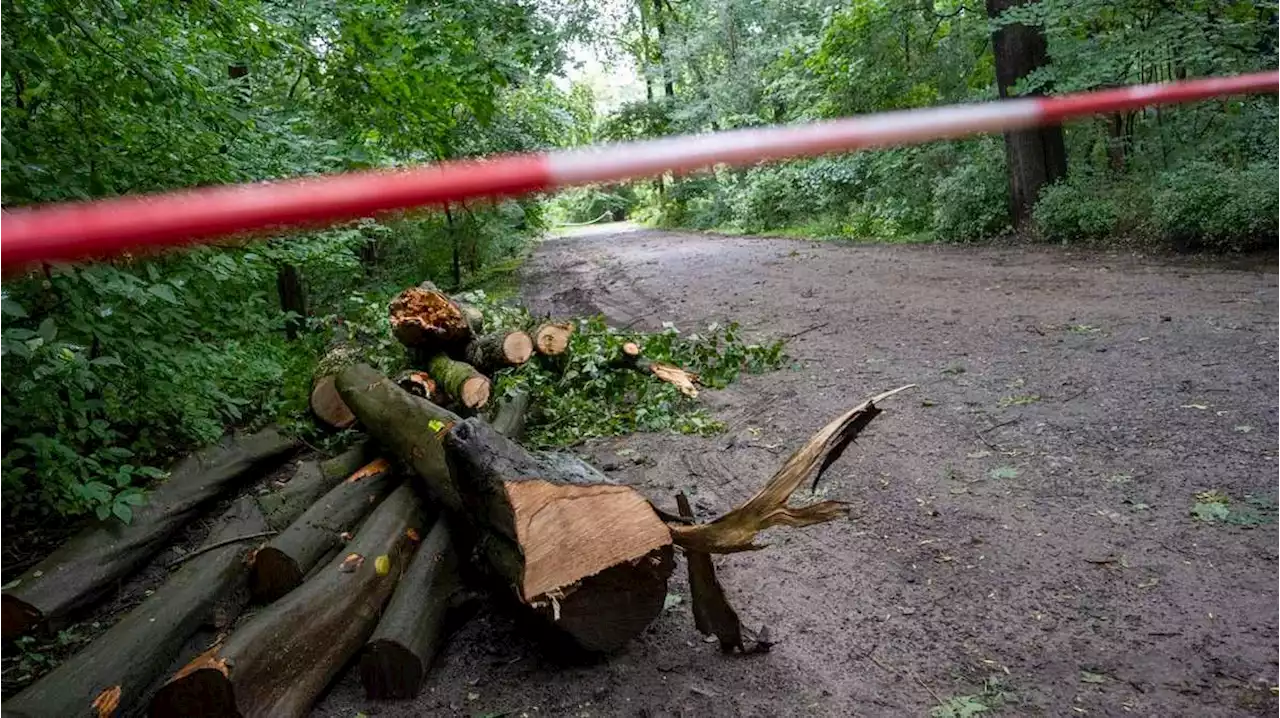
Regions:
[[457, 291, 788, 448]]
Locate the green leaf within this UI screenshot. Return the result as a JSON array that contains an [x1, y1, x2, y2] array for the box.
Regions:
[[2, 298, 28, 318], [148, 285, 179, 304], [1080, 671, 1108, 684], [1191, 502, 1230, 523], [112, 502, 133, 524], [37, 318, 57, 342], [90, 356, 124, 367], [989, 467, 1018, 480]]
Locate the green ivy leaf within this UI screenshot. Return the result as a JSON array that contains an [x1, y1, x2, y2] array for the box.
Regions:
[[112, 502, 133, 524], [37, 318, 57, 342], [2, 298, 28, 318], [148, 285, 179, 304]]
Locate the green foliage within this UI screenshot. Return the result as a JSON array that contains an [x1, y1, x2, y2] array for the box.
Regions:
[[1191, 490, 1278, 526], [461, 291, 786, 447], [1033, 179, 1122, 242], [933, 152, 1010, 242], [1152, 162, 1279, 252], [548, 184, 639, 224], [1, 0, 580, 522]]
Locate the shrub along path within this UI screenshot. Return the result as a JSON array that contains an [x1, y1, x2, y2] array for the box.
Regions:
[[314, 226, 1277, 717]]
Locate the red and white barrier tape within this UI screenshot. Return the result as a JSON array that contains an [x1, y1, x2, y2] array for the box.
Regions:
[[2, 71, 1275, 268]]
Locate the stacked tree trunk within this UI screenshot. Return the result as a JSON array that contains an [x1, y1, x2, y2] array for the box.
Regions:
[[2, 278, 915, 717]]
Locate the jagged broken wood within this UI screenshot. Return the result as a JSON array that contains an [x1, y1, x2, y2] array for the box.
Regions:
[[2, 497, 268, 718], [669, 385, 915, 553], [359, 520, 459, 699], [150, 484, 425, 718], [675, 492, 743, 653], [390, 285, 475, 350], [251, 458, 397, 602], [620, 341, 700, 397], [426, 354, 491, 409], [1, 428, 297, 639]]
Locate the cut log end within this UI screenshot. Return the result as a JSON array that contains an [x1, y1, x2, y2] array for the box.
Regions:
[[310, 375, 356, 429], [248, 548, 303, 603], [394, 371, 438, 402], [150, 666, 236, 718], [503, 332, 534, 364], [533, 323, 573, 356], [359, 640, 424, 700], [542, 544, 674, 653], [461, 376, 491, 409], [2, 594, 41, 639]]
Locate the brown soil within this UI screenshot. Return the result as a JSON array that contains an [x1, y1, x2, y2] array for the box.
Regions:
[[322, 225, 1273, 716]]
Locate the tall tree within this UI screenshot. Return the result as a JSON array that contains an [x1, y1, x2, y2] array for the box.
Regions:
[[985, 0, 1067, 229]]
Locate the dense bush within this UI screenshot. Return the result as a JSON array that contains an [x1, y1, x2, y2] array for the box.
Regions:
[[1033, 178, 1122, 243], [933, 155, 1010, 242], [1151, 162, 1279, 252]]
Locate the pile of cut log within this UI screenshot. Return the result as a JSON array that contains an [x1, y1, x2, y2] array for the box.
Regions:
[[0, 282, 911, 718]]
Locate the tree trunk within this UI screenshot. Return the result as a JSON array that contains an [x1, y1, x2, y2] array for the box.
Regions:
[[446, 204, 461, 288], [276, 264, 307, 340], [358, 520, 459, 699], [389, 285, 474, 351], [986, 0, 1067, 230], [257, 444, 372, 531], [464, 330, 534, 373], [426, 354, 491, 409], [2, 429, 297, 639], [444, 418, 674, 652], [149, 485, 425, 718], [532, 322, 574, 356], [250, 458, 397, 602], [2, 497, 267, 718], [489, 389, 530, 442], [336, 364, 674, 652]]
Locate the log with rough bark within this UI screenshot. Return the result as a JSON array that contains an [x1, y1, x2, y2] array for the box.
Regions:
[[489, 389, 530, 442], [358, 520, 458, 699], [532, 322, 573, 356], [257, 444, 371, 531], [394, 370, 438, 402], [149, 484, 425, 718], [426, 354, 490, 409], [389, 285, 474, 350], [310, 344, 362, 429], [464, 330, 534, 373], [336, 364, 674, 652], [2, 497, 268, 718], [2, 429, 297, 639], [251, 458, 397, 602], [619, 341, 700, 397]]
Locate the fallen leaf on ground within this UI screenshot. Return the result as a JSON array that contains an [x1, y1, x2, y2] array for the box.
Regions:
[[92, 685, 122, 717]]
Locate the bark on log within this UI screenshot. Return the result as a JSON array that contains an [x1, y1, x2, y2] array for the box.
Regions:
[[2, 429, 297, 639], [2, 497, 268, 718], [250, 458, 397, 602], [336, 364, 674, 652], [149, 484, 425, 718], [619, 342, 700, 397], [464, 330, 534, 373], [489, 389, 530, 443], [532, 322, 573, 356], [394, 370, 438, 402], [335, 365, 461, 510], [257, 444, 371, 531], [444, 418, 674, 652], [427, 354, 491, 409], [389, 286, 474, 350], [358, 520, 458, 699]]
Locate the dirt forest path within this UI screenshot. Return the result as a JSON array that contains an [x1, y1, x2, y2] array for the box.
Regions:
[[317, 225, 1277, 717]]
